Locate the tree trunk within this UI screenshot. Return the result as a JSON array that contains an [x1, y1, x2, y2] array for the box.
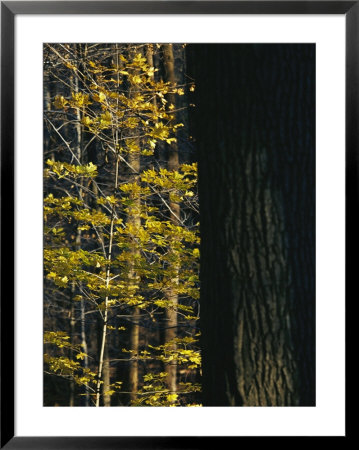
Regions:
[[72, 45, 91, 406], [68, 48, 85, 407], [80, 296, 90, 406], [127, 146, 140, 403], [127, 46, 142, 404], [187, 44, 315, 406], [43, 80, 54, 161], [95, 154, 119, 407], [69, 302, 76, 406], [162, 44, 180, 395], [129, 306, 140, 403], [103, 345, 111, 406]]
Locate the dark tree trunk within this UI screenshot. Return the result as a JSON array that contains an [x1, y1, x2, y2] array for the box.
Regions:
[[187, 44, 315, 406]]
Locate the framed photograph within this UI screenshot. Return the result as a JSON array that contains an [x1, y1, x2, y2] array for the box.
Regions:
[[1, 1, 350, 447]]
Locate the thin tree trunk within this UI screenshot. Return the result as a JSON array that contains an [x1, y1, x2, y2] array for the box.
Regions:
[[72, 45, 91, 406], [68, 48, 85, 407], [162, 44, 180, 396], [69, 301, 76, 406], [187, 44, 315, 406], [127, 45, 142, 404], [80, 297, 90, 406], [43, 80, 54, 161], [129, 307, 140, 403], [145, 44, 164, 358], [127, 162, 141, 404], [95, 153, 119, 407], [103, 345, 111, 406], [92, 180, 113, 407], [146, 44, 157, 110]]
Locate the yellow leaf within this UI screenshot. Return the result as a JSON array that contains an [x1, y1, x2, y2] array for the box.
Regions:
[[53, 95, 68, 109], [167, 394, 178, 402], [93, 92, 106, 103]]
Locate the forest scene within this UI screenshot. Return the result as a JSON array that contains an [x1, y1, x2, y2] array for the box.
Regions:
[[44, 43, 315, 407], [43, 43, 199, 407]]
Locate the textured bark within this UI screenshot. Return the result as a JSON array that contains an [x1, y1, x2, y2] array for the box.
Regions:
[[187, 44, 315, 406], [163, 44, 180, 395]]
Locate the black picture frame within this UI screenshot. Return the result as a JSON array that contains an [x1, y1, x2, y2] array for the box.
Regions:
[[0, 1, 351, 447]]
